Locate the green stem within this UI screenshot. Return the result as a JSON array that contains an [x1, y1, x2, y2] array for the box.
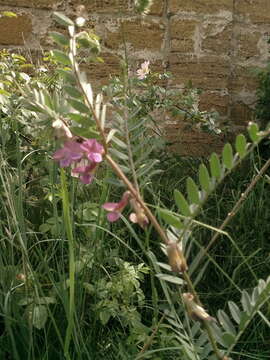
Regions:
[[61, 169, 75, 359]]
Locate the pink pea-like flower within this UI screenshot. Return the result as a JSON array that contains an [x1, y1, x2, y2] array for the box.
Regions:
[[103, 191, 131, 222], [80, 139, 104, 163], [72, 161, 97, 184], [136, 60, 150, 80], [129, 198, 149, 229], [53, 140, 83, 167]]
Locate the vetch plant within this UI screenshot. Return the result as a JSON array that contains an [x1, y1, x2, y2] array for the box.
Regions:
[[4, 6, 269, 360]]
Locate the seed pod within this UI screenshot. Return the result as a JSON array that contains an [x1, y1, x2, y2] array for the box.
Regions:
[[167, 242, 188, 273], [182, 293, 214, 323], [129, 198, 149, 229]]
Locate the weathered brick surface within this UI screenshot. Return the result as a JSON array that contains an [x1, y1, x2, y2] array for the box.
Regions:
[[1, 0, 269, 155], [70, 0, 133, 13], [165, 122, 225, 157], [169, 55, 230, 90], [170, 18, 197, 53], [230, 66, 259, 93], [0, 14, 32, 45], [147, 0, 164, 16], [202, 24, 232, 56], [0, 0, 58, 8], [237, 30, 261, 59], [169, 0, 233, 14], [230, 102, 252, 126], [103, 18, 164, 51], [200, 91, 230, 116], [86, 52, 121, 86], [235, 0, 270, 24]]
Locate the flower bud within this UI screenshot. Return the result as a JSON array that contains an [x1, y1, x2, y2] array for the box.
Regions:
[[16, 273, 26, 282], [166, 242, 188, 273], [52, 119, 73, 139], [129, 198, 149, 229]]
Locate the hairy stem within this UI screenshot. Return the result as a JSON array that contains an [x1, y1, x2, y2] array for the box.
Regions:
[[105, 154, 169, 245], [136, 313, 165, 358], [61, 169, 75, 359]]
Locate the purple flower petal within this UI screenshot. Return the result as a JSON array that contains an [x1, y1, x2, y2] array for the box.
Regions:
[[88, 152, 102, 163], [103, 202, 119, 211], [80, 139, 104, 164], [53, 140, 83, 167], [81, 174, 93, 184], [107, 212, 121, 222]]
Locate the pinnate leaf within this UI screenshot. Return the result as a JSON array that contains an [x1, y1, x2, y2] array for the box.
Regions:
[[218, 309, 236, 335], [235, 134, 247, 159], [174, 190, 191, 216], [222, 143, 234, 169], [50, 31, 69, 46], [32, 305, 48, 330], [248, 122, 260, 143], [209, 153, 221, 179], [199, 164, 211, 192], [159, 209, 184, 229], [53, 12, 74, 27], [50, 50, 71, 66], [228, 301, 241, 324], [156, 273, 184, 285], [186, 177, 200, 205], [67, 98, 89, 113]]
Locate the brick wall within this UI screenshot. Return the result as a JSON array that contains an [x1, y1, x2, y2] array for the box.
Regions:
[[1, 0, 269, 155]]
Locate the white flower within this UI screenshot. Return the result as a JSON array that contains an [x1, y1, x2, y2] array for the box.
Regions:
[[136, 60, 150, 80], [76, 16, 86, 27]]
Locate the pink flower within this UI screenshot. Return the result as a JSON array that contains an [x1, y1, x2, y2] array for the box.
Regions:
[[80, 139, 104, 163], [103, 191, 130, 222], [53, 140, 83, 167], [72, 161, 97, 184], [136, 60, 150, 80]]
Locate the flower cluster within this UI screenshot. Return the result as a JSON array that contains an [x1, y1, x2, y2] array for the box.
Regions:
[[103, 191, 149, 228], [136, 60, 150, 80], [53, 138, 104, 184]]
